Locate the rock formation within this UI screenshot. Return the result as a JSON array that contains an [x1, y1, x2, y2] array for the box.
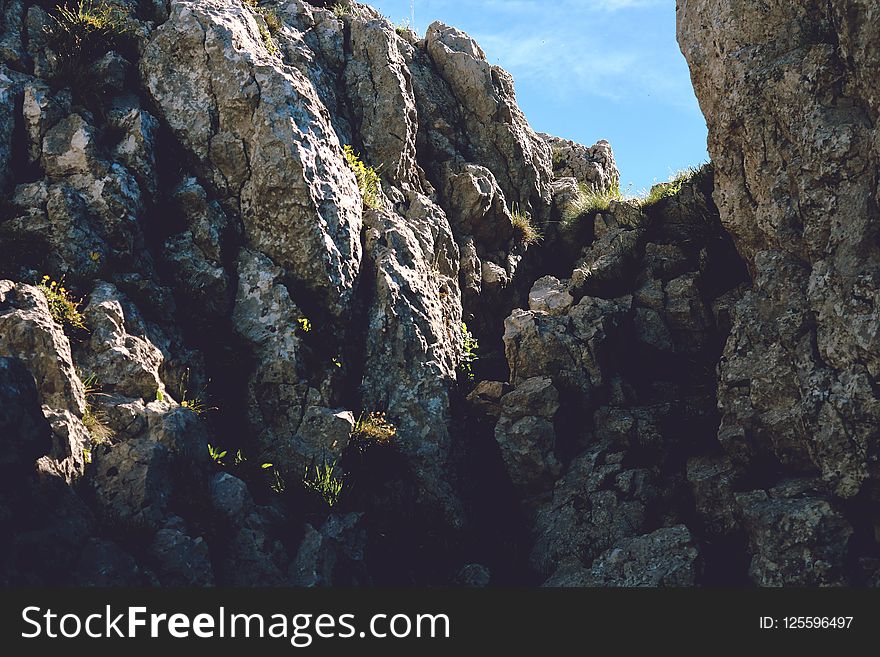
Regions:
[[0, 0, 876, 587]]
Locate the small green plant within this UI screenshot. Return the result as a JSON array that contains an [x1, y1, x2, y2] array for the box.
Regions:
[[81, 374, 112, 443], [38, 275, 86, 332], [350, 411, 397, 449], [331, 2, 351, 18], [459, 322, 479, 382], [551, 149, 566, 171], [243, 0, 281, 55], [44, 1, 129, 88], [343, 144, 383, 210], [262, 9, 283, 33], [639, 162, 713, 209], [303, 460, 344, 507], [395, 19, 414, 36], [296, 317, 312, 333], [511, 206, 542, 245], [208, 443, 227, 466], [258, 22, 280, 56], [156, 389, 165, 402], [181, 394, 213, 416], [561, 182, 623, 227], [267, 465, 285, 494]]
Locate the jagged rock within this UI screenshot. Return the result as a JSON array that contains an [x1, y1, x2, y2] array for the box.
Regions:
[[344, 17, 418, 186], [0, 281, 86, 415], [528, 276, 573, 316], [466, 380, 510, 420], [22, 80, 71, 166], [90, 51, 130, 95], [494, 376, 561, 494], [680, 0, 880, 499], [545, 526, 699, 587], [42, 114, 97, 178], [530, 443, 652, 578], [0, 66, 17, 192], [0, 0, 24, 66], [91, 438, 172, 531], [425, 22, 552, 214], [144, 402, 210, 467], [735, 483, 853, 586], [571, 222, 645, 297], [232, 248, 319, 476], [454, 563, 491, 587], [633, 307, 673, 352], [107, 100, 159, 198], [72, 538, 142, 587], [541, 134, 619, 192], [94, 395, 147, 441], [504, 294, 630, 402], [150, 525, 214, 586], [686, 455, 739, 537], [79, 282, 166, 400], [162, 177, 234, 328], [290, 513, 369, 587], [0, 356, 51, 476], [288, 407, 354, 472], [210, 472, 253, 523], [218, 508, 290, 586], [1, 181, 107, 277], [442, 164, 514, 246], [39, 408, 89, 483], [663, 272, 713, 349], [142, 0, 362, 315], [359, 195, 463, 525]]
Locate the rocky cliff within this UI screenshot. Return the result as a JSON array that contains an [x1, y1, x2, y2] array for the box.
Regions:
[[0, 0, 876, 587]]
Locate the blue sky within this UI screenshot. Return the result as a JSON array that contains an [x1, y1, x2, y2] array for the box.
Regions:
[[368, 0, 709, 194]]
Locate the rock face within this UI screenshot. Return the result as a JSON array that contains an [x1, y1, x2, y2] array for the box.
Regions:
[[679, 0, 880, 584], [0, 0, 876, 589]]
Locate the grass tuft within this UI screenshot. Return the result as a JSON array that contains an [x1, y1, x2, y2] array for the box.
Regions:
[[561, 183, 623, 227], [511, 206, 542, 246], [44, 1, 130, 89], [303, 460, 344, 507], [81, 374, 113, 444], [639, 162, 713, 209]]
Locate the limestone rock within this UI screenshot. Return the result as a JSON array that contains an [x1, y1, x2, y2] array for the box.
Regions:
[[541, 134, 620, 192], [736, 483, 853, 587], [39, 408, 89, 483], [142, 0, 362, 315], [0, 356, 51, 476], [494, 376, 561, 494], [79, 282, 166, 400], [359, 195, 463, 525], [149, 526, 214, 587], [0, 281, 86, 415], [290, 513, 368, 587], [680, 0, 880, 499], [545, 526, 700, 587], [91, 438, 172, 531], [528, 276, 573, 317], [232, 248, 318, 477]]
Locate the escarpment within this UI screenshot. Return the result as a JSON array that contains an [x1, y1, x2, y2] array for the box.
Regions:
[[0, 0, 877, 587]]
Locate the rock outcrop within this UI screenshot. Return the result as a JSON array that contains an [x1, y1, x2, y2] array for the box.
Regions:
[[679, 0, 880, 585], [0, 0, 876, 588]]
